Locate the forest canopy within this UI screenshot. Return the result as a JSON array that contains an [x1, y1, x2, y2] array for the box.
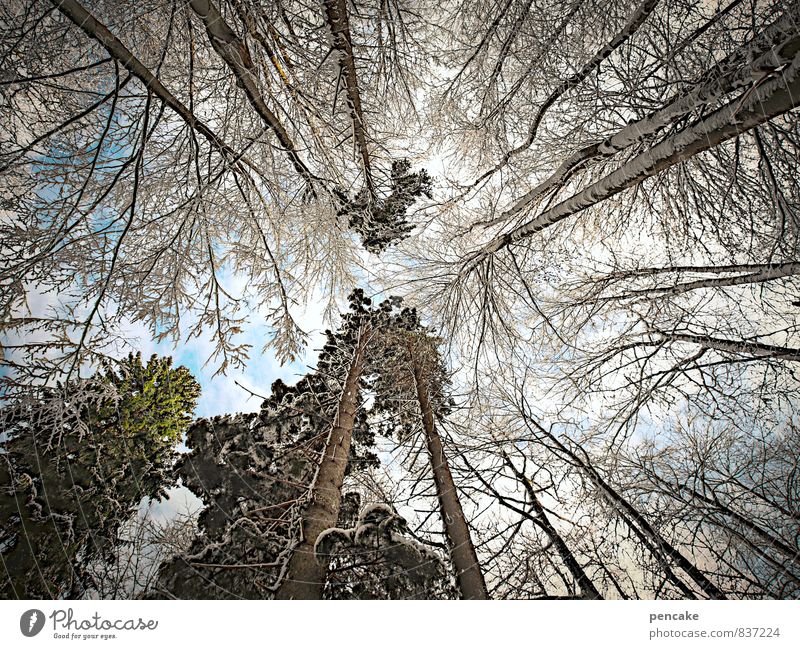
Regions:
[[1, 0, 799, 600]]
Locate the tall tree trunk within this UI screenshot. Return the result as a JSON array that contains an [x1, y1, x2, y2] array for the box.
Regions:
[[409, 348, 489, 600], [187, 0, 316, 187], [322, 0, 375, 195], [606, 261, 800, 300], [526, 418, 727, 599], [500, 452, 603, 599], [466, 30, 800, 269], [275, 324, 370, 599]]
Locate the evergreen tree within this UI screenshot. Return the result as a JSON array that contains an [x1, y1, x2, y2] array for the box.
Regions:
[[0, 353, 199, 598], [157, 291, 465, 600], [153, 410, 318, 599], [154, 366, 378, 598], [319, 497, 457, 600], [368, 306, 489, 599], [274, 290, 399, 598], [159, 291, 392, 598], [336, 160, 433, 254]]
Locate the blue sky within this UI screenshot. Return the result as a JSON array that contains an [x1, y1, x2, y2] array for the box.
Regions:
[[132, 296, 330, 418]]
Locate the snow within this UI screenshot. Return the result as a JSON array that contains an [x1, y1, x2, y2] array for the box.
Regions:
[[314, 526, 353, 559], [358, 502, 396, 522]]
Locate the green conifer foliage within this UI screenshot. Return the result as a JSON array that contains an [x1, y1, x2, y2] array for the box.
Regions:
[[0, 353, 199, 598]]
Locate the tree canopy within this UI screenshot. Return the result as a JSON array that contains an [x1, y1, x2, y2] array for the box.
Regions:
[[0, 352, 199, 598], [2, 0, 800, 600]]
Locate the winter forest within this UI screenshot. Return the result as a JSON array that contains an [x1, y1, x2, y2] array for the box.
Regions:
[[1, 0, 799, 602]]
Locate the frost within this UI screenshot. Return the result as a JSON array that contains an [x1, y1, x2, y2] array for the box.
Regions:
[[319, 500, 458, 599], [358, 502, 397, 523]]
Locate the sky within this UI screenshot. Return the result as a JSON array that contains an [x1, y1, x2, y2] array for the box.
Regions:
[[131, 308, 326, 419], [79, 285, 337, 585], [6, 268, 333, 419]]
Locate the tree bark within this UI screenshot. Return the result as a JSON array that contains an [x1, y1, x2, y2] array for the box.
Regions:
[[604, 261, 800, 300], [187, 0, 316, 187], [274, 324, 370, 599], [466, 30, 800, 270], [322, 0, 375, 195], [497, 2, 800, 223], [659, 333, 800, 362], [409, 348, 489, 600]]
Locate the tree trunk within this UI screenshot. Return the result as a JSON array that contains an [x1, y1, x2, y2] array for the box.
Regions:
[[501, 452, 603, 599], [649, 474, 800, 586], [467, 30, 800, 268], [409, 349, 489, 600], [274, 324, 370, 599], [322, 0, 375, 195], [187, 0, 315, 186], [498, 2, 800, 222], [607, 261, 800, 300], [659, 333, 800, 362]]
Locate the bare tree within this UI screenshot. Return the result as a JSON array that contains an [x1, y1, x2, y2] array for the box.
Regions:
[[620, 416, 800, 598]]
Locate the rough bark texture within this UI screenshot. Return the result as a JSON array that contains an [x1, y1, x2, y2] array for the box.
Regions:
[[410, 352, 489, 600], [274, 324, 370, 599]]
